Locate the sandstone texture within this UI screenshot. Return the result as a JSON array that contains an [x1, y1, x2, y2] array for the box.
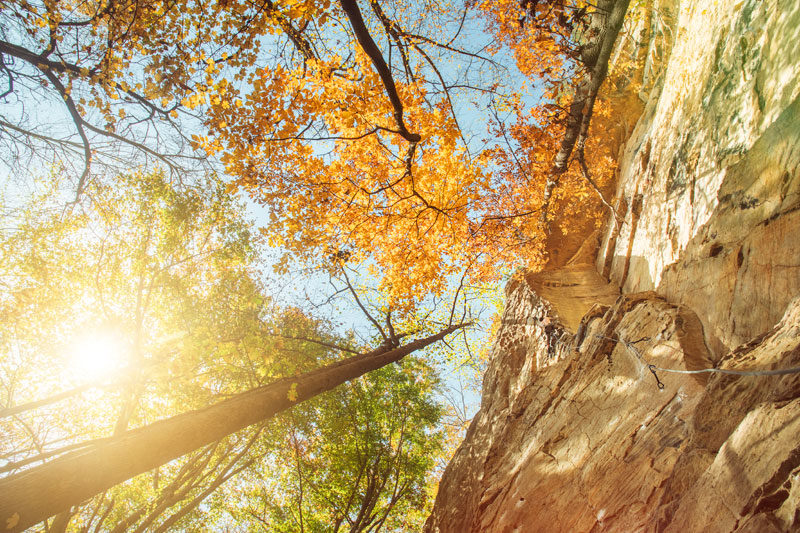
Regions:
[[598, 0, 800, 354], [426, 0, 800, 530], [426, 281, 800, 532]]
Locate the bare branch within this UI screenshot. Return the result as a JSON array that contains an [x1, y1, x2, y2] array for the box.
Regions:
[[338, 264, 388, 342], [39, 68, 92, 198], [269, 332, 363, 356]]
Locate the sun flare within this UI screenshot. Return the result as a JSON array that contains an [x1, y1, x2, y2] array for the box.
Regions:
[[68, 331, 129, 382]]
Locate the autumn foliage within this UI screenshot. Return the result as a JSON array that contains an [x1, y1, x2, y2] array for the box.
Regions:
[[476, 0, 590, 81], [2, 0, 622, 308], [200, 0, 618, 307], [0, 0, 633, 529]]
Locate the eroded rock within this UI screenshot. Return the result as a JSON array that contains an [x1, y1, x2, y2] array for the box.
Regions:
[[427, 0, 800, 529], [596, 0, 800, 354], [425, 282, 800, 532]]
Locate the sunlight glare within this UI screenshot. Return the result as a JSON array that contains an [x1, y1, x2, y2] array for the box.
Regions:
[[68, 331, 129, 382]]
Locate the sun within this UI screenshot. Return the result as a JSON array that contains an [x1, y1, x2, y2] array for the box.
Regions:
[[68, 330, 129, 382]]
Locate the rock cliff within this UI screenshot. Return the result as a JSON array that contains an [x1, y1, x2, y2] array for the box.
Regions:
[[425, 0, 800, 530]]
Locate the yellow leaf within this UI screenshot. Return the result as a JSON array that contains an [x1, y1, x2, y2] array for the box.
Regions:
[[287, 382, 298, 402], [6, 512, 20, 529]]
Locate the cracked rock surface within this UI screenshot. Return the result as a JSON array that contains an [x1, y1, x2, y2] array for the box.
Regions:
[[425, 283, 800, 532]]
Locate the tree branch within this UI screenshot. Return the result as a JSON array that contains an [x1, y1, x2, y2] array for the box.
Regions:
[[0, 323, 468, 532], [339, 0, 421, 143], [540, 0, 631, 224]]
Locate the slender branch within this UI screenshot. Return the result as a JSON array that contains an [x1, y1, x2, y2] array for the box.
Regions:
[[411, 43, 471, 159], [1, 383, 95, 419], [39, 68, 91, 198], [0, 119, 83, 149], [368, 0, 413, 81], [338, 265, 388, 341], [490, 102, 529, 183], [575, 143, 621, 227], [263, 0, 317, 61], [269, 332, 362, 355], [0, 53, 14, 100]]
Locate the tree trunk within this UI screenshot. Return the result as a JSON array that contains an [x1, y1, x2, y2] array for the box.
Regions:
[[0, 325, 464, 532], [541, 0, 631, 223]]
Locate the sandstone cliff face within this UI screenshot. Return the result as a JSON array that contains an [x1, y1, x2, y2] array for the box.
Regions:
[[426, 281, 800, 532], [425, 0, 800, 530], [598, 0, 800, 354]]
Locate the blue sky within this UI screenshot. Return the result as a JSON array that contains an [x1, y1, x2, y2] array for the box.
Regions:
[[1, 0, 544, 428]]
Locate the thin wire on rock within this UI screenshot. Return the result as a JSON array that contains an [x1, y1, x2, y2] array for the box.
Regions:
[[592, 334, 800, 390]]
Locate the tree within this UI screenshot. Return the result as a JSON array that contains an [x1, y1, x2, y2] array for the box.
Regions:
[[202, 0, 505, 307], [2, 0, 632, 309], [1, 0, 362, 193], [0, 0, 489, 202], [0, 0, 640, 527], [234, 357, 445, 532], [0, 324, 461, 533], [0, 169, 262, 445], [0, 168, 269, 530], [0, 169, 464, 531], [4, 0, 635, 317], [1, 0, 209, 193], [476, 0, 631, 223], [205, 0, 633, 304]]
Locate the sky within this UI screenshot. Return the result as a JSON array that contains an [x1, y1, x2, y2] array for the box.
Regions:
[[0, 0, 544, 429]]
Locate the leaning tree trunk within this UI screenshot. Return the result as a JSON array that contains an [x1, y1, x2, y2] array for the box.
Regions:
[[0, 325, 464, 532], [541, 0, 631, 223]]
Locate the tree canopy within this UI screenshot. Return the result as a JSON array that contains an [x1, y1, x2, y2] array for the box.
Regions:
[[0, 0, 636, 529], [0, 169, 459, 531], [1, 0, 630, 308]]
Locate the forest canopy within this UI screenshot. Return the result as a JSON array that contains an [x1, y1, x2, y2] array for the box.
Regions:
[[0, 0, 634, 530], [0, 170, 454, 531], [1, 0, 630, 307]]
